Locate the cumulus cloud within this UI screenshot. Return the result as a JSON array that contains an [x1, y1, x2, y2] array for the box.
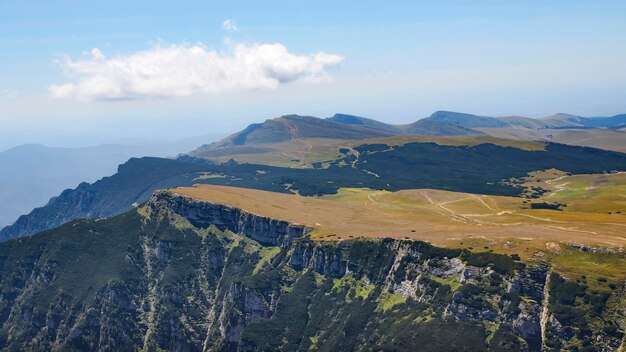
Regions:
[[49, 42, 343, 101], [222, 19, 239, 31]]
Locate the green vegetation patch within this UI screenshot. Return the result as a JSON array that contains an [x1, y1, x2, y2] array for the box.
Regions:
[[377, 291, 407, 312], [549, 246, 626, 289], [193, 172, 227, 180], [331, 276, 376, 301], [429, 275, 462, 292], [253, 246, 280, 274], [461, 250, 525, 275]]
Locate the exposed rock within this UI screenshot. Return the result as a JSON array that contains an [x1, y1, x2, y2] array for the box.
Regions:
[[0, 192, 622, 351], [148, 191, 310, 246]]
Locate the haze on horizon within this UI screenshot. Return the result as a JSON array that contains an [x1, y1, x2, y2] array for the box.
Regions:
[[2, 0, 626, 150]]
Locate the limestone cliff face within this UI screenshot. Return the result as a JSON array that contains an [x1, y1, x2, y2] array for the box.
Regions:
[[0, 192, 622, 351], [148, 191, 310, 246]]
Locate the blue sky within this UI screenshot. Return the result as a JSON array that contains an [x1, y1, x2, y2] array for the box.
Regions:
[[1, 1, 626, 148]]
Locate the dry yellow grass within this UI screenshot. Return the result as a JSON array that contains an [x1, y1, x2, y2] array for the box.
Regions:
[[169, 179, 626, 259]]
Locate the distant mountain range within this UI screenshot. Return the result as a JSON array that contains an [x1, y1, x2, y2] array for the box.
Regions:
[[327, 113, 481, 136], [190, 111, 626, 162], [189, 114, 485, 165], [541, 113, 626, 128], [0, 136, 221, 228], [2, 110, 625, 237], [424, 110, 626, 129], [206, 113, 481, 150], [208, 111, 626, 149]]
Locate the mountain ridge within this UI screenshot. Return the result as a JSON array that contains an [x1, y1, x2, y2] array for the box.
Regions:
[[192, 110, 626, 160], [4, 140, 626, 242], [0, 141, 223, 229], [0, 190, 622, 350]]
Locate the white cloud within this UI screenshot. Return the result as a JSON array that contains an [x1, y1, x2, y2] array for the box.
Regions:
[[222, 19, 239, 31], [48, 83, 76, 99], [49, 42, 344, 101]]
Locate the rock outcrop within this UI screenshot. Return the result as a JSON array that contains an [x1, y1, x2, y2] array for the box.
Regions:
[[148, 191, 309, 246], [0, 192, 622, 351]]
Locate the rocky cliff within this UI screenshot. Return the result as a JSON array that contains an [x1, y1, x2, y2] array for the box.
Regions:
[[149, 191, 310, 247], [0, 192, 623, 351]]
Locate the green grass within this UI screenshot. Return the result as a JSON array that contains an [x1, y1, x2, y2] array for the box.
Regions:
[[429, 275, 462, 292], [253, 246, 280, 274], [331, 276, 376, 301], [548, 247, 626, 289], [193, 172, 226, 180], [377, 291, 407, 312], [308, 335, 320, 350], [484, 322, 499, 344]]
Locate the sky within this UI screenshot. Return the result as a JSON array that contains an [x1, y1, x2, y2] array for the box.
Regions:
[[1, 0, 626, 149]]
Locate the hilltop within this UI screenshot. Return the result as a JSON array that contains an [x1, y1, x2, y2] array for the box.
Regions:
[[189, 113, 483, 164], [171, 182, 626, 256]]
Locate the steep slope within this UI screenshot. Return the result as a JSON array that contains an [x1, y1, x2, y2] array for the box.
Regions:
[[212, 115, 397, 148], [327, 113, 484, 136], [400, 118, 484, 136], [0, 192, 622, 351], [0, 141, 216, 228], [4, 141, 626, 242], [498, 116, 555, 129], [326, 113, 401, 133], [0, 157, 212, 241], [427, 110, 512, 128], [539, 113, 586, 127], [170, 182, 626, 251]]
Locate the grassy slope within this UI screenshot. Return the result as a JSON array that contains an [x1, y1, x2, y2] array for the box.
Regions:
[[479, 127, 626, 153], [173, 174, 626, 284]]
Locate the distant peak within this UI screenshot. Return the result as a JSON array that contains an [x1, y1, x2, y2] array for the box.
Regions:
[[429, 110, 484, 118], [277, 114, 318, 122], [540, 113, 584, 122], [554, 113, 581, 118], [328, 113, 367, 125]]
